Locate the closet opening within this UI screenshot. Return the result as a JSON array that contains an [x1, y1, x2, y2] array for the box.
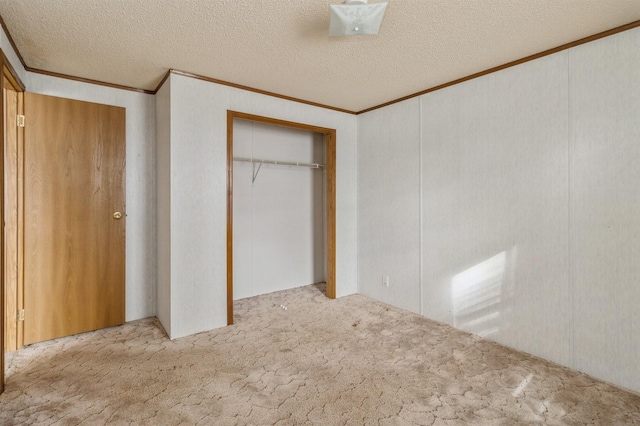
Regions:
[[226, 111, 336, 325]]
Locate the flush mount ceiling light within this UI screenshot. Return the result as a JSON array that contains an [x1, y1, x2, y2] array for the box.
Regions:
[[329, 0, 389, 36]]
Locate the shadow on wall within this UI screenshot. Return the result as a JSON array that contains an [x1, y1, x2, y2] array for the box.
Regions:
[[451, 247, 517, 338]]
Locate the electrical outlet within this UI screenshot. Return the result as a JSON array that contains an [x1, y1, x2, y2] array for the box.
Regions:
[[382, 275, 390, 287]]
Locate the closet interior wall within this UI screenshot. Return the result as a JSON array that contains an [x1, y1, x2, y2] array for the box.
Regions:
[[233, 119, 326, 300]]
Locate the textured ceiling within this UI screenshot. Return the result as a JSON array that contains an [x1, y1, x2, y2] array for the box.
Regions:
[[0, 0, 639, 112]]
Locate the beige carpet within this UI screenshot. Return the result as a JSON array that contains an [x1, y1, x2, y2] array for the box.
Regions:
[[1, 284, 639, 425]]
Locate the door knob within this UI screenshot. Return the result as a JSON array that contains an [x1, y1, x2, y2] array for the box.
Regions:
[[113, 212, 123, 220]]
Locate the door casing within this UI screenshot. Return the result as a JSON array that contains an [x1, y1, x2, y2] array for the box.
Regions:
[[1, 49, 26, 395]]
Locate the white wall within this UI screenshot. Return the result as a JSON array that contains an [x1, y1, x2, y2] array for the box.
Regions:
[[163, 75, 230, 339], [156, 73, 357, 339], [569, 30, 640, 392], [357, 98, 421, 313], [155, 79, 171, 335], [358, 27, 640, 393], [421, 52, 572, 366], [233, 120, 325, 300]]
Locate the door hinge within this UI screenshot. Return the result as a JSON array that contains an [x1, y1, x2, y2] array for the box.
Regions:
[[17, 114, 25, 127], [17, 309, 25, 322]]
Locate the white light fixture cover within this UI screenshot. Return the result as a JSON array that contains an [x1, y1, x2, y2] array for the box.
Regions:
[[329, 0, 388, 36]]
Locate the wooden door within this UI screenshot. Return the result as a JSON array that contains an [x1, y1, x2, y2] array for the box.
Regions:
[[24, 93, 125, 345]]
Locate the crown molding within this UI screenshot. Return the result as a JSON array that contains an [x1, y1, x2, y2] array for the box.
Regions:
[[0, 13, 638, 114], [24, 67, 154, 94], [163, 69, 358, 115]]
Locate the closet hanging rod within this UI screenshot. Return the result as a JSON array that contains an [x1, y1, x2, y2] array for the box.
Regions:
[[233, 157, 325, 169]]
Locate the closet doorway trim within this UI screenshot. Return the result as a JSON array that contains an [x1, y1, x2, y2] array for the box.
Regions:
[[226, 111, 337, 325]]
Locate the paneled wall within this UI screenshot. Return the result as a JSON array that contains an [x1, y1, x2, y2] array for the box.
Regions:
[[357, 27, 640, 392], [358, 98, 421, 313], [158, 75, 230, 339], [420, 53, 572, 367], [233, 120, 325, 300], [569, 31, 640, 392], [157, 73, 357, 339]]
